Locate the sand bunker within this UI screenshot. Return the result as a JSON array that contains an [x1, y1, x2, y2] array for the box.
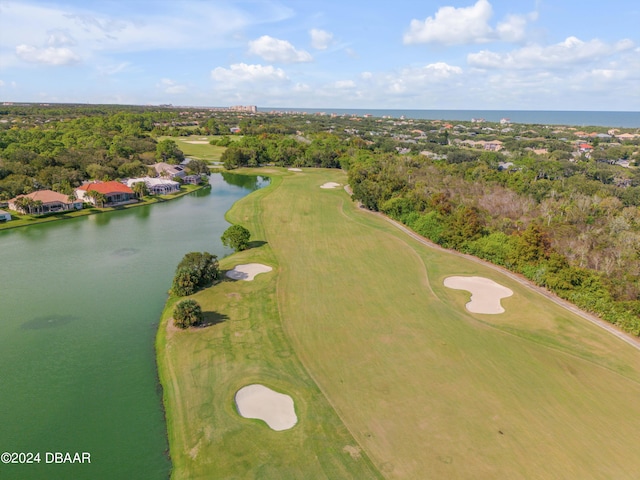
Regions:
[[320, 182, 340, 189], [444, 276, 513, 314], [225, 263, 272, 281], [235, 384, 297, 431], [184, 140, 210, 144], [287, 168, 302, 172]]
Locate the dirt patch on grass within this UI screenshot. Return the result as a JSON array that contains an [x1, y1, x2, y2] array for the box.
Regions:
[[343, 445, 362, 459]]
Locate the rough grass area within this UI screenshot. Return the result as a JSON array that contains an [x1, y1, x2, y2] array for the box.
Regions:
[[158, 168, 640, 479]]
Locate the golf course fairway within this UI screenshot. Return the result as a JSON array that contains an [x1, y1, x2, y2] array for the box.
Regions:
[[157, 168, 640, 479]]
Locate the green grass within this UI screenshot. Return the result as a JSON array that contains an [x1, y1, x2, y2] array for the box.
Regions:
[[158, 136, 230, 162], [158, 168, 640, 479], [0, 184, 203, 231]]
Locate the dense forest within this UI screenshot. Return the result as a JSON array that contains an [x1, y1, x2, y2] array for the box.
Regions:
[[1, 104, 639, 334]]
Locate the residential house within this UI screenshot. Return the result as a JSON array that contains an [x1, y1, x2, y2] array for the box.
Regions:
[[578, 143, 594, 153], [153, 162, 186, 179], [76, 181, 136, 206], [617, 133, 639, 141], [0, 209, 11, 221], [8, 190, 83, 214], [182, 174, 202, 185], [125, 177, 180, 195]]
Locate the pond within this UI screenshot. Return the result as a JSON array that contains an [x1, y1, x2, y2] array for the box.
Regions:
[[0, 172, 268, 480]]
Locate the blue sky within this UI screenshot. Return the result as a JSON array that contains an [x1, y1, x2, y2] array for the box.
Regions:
[[0, 0, 639, 110]]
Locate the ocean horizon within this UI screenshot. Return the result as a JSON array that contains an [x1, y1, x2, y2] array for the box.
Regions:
[[265, 108, 640, 128]]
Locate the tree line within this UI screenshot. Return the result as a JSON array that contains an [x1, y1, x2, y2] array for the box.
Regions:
[[347, 152, 640, 335]]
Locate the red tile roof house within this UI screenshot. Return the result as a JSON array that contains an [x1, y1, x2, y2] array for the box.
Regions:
[[76, 181, 137, 207], [8, 189, 83, 214], [578, 143, 594, 153]]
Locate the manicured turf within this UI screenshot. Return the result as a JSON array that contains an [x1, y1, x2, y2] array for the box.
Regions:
[[158, 168, 640, 479], [158, 135, 230, 162], [156, 173, 383, 480]]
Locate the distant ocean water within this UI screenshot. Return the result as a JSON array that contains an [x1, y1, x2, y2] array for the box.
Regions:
[[266, 108, 640, 128]]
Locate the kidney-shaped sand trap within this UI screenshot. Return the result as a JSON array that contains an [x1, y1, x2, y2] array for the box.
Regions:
[[444, 276, 513, 314], [287, 167, 302, 172], [235, 384, 297, 431], [225, 263, 272, 281], [320, 182, 340, 189]]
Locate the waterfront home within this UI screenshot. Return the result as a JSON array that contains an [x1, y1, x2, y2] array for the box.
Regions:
[[125, 177, 181, 195], [182, 174, 202, 185], [153, 162, 186, 179], [0, 209, 11, 221], [8, 190, 83, 214], [76, 181, 136, 206]]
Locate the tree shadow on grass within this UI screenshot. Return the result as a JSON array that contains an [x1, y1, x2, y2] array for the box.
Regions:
[[222, 269, 248, 281], [247, 240, 267, 249], [198, 311, 229, 328]]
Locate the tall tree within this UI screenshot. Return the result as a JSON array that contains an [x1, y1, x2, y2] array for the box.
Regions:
[[156, 139, 184, 164], [221, 225, 251, 252]]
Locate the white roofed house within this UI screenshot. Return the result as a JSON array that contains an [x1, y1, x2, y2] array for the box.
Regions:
[[0, 209, 11, 222], [153, 162, 186, 179], [125, 177, 181, 195]]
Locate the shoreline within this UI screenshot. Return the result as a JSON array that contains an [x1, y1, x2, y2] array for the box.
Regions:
[[0, 183, 207, 232]]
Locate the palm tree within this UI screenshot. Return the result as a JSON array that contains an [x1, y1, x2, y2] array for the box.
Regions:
[[13, 196, 32, 214], [132, 181, 148, 199], [84, 190, 97, 206], [32, 200, 43, 214], [84, 190, 107, 208], [96, 193, 107, 208]]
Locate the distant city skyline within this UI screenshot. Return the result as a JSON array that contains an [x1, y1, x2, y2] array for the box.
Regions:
[[0, 0, 639, 111]]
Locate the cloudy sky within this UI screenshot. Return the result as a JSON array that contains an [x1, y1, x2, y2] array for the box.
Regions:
[[0, 0, 639, 110]]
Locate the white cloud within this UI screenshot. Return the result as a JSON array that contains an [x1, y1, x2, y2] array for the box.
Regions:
[[16, 44, 80, 65], [345, 48, 358, 59], [404, 0, 494, 45], [310, 29, 333, 50], [404, 0, 538, 46], [1, 0, 293, 56], [496, 13, 534, 43], [248, 35, 312, 63], [368, 62, 464, 95], [293, 83, 311, 92], [46, 30, 77, 47], [468, 36, 636, 69], [333, 80, 356, 89], [158, 78, 187, 94], [96, 62, 131, 76], [211, 63, 289, 84], [400, 62, 463, 81], [0, 80, 5, 87]]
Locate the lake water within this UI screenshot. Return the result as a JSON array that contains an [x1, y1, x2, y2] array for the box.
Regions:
[[0, 172, 268, 480]]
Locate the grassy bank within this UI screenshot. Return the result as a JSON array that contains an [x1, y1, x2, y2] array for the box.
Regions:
[[156, 171, 383, 479], [0, 184, 204, 231], [158, 168, 640, 479]]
